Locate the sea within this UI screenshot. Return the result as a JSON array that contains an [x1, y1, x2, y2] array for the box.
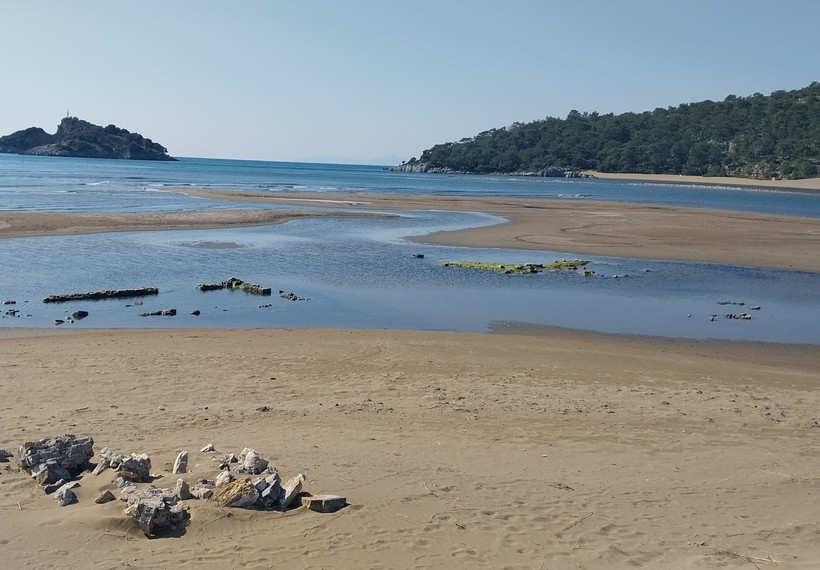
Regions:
[[2, 154, 820, 344]]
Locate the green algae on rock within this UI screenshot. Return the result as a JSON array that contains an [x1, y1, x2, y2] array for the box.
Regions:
[[440, 259, 589, 274]]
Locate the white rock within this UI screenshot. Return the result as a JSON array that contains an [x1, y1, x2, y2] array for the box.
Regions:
[[172, 451, 189, 474], [215, 470, 235, 487], [281, 473, 306, 509]]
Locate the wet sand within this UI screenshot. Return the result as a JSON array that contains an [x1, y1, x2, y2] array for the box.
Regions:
[[179, 189, 820, 272]]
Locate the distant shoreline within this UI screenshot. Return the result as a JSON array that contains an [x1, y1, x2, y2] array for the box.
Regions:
[[582, 171, 820, 192]]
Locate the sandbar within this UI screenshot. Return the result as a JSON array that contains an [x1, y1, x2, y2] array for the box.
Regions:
[[178, 189, 820, 272], [0, 209, 384, 239]]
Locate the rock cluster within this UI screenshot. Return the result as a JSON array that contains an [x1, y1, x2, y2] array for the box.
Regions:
[[11, 435, 347, 538], [14, 434, 95, 506], [196, 277, 272, 296]]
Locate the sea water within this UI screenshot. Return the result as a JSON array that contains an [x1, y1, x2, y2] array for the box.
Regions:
[[2, 154, 819, 343]]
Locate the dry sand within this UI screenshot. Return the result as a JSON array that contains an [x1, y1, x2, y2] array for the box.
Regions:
[[1, 329, 819, 569], [1, 183, 820, 568]]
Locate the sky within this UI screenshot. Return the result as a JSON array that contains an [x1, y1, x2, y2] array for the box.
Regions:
[[1, 1, 818, 164]]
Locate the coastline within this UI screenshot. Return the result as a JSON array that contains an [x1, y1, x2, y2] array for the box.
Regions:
[[1, 327, 819, 568]]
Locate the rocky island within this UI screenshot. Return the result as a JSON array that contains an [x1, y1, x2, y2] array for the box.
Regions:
[[0, 117, 176, 161]]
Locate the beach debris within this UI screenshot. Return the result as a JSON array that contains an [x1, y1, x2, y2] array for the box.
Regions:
[[95, 489, 116, 504], [302, 494, 347, 513], [15, 434, 95, 483], [138, 308, 177, 317], [440, 259, 590, 274], [196, 277, 271, 296], [43, 287, 159, 304], [124, 486, 186, 536], [279, 290, 309, 302], [200, 443, 215, 453], [172, 451, 188, 474], [0, 449, 12, 462], [236, 447, 268, 475]]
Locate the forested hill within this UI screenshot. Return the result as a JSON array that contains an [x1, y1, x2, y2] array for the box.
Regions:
[[0, 117, 175, 161], [395, 83, 819, 180]]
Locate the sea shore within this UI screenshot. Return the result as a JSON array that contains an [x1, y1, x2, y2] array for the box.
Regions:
[[2, 182, 820, 568]]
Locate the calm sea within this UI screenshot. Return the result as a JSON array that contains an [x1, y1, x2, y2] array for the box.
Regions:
[[2, 154, 819, 343]]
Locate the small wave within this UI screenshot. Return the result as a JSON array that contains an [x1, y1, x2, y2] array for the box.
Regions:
[[85, 181, 110, 186]]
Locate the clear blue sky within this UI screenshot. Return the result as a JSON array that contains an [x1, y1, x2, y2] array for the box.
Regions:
[[1, 1, 818, 164]]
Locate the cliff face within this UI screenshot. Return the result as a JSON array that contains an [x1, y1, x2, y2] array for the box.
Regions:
[[0, 117, 176, 161]]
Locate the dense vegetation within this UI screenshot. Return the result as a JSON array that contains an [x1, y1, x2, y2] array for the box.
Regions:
[[0, 117, 175, 161], [401, 83, 819, 179]]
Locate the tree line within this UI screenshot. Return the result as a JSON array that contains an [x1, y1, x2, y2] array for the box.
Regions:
[[404, 83, 819, 179]]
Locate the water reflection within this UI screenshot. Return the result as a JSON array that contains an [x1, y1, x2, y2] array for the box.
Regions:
[[2, 210, 819, 344]]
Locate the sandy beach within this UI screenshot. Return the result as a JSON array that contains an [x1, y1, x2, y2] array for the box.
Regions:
[[1, 182, 820, 568], [0, 328, 819, 569]]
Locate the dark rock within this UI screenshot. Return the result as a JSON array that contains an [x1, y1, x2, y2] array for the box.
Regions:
[[139, 308, 177, 317], [43, 287, 158, 304], [16, 434, 94, 480], [117, 453, 152, 483], [302, 494, 347, 513], [125, 487, 185, 536], [71, 310, 89, 320], [54, 483, 79, 507], [197, 277, 271, 296], [279, 290, 308, 302], [190, 309, 201, 316]]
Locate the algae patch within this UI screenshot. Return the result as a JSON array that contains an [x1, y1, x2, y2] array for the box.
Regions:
[[440, 259, 591, 274]]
